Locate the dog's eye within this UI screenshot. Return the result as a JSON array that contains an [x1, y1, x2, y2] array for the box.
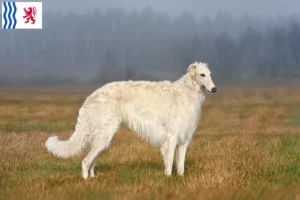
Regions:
[[200, 74, 205, 77]]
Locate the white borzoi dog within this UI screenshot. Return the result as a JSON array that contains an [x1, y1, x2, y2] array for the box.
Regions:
[[45, 61, 217, 179]]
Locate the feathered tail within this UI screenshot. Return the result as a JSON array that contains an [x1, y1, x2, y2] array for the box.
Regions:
[[45, 107, 87, 158]]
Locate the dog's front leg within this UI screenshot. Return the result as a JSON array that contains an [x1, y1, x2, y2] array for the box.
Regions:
[[160, 141, 168, 170], [164, 137, 177, 176], [176, 142, 189, 176]]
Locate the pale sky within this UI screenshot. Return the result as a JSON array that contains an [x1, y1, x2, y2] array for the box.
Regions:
[[43, 0, 300, 18]]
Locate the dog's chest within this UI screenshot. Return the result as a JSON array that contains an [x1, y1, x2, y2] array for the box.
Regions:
[[176, 96, 204, 141]]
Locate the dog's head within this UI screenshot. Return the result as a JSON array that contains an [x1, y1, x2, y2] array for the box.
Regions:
[[187, 62, 217, 93]]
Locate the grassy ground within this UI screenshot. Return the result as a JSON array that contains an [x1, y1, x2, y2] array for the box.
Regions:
[[0, 88, 300, 200]]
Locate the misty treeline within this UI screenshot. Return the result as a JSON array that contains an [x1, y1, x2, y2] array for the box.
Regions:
[[1, 7, 300, 86]]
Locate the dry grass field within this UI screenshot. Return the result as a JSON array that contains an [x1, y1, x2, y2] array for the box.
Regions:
[[0, 88, 300, 200]]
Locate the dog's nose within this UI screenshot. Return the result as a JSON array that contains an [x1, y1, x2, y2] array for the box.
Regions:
[[211, 87, 217, 93]]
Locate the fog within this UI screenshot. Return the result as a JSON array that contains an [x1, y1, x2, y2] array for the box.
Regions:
[[1, 0, 300, 87]]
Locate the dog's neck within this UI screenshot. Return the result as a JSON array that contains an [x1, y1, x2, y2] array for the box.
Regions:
[[175, 73, 202, 93]]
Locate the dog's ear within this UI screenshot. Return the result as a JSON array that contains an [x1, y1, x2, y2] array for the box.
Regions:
[[187, 62, 198, 73]]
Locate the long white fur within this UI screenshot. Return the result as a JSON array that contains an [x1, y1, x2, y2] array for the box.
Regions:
[[45, 61, 216, 179]]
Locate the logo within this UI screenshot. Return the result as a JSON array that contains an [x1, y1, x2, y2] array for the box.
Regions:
[[23, 6, 36, 24], [2, 2, 42, 29]]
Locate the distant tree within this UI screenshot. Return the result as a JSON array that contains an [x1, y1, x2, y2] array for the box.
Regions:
[[214, 32, 241, 78], [267, 27, 288, 77], [96, 49, 120, 84], [239, 27, 263, 77], [288, 22, 300, 75], [124, 65, 137, 80]]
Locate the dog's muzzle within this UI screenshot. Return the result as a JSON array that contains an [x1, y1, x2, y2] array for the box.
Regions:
[[202, 86, 217, 93]]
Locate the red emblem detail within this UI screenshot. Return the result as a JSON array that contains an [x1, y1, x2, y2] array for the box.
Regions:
[[23, 7, 37, 24]]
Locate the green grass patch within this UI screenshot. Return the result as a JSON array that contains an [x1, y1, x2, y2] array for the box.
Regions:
[[269, 135, 300, 185], [292, 110, 300, 127]]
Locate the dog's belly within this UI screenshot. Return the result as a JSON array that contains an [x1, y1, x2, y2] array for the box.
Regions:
[[120, 106, 168, 147], [123, 114, 168, 147], [122, 113, 200, 147], [119, 94, 202, 147]]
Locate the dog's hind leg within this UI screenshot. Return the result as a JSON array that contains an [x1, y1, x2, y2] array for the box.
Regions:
[[82, 144, 103, 179], [89, 157, 98, 178], [84, 135, 114, 178], [82, 133, 118, 179], [82, 115, 120, 179]]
